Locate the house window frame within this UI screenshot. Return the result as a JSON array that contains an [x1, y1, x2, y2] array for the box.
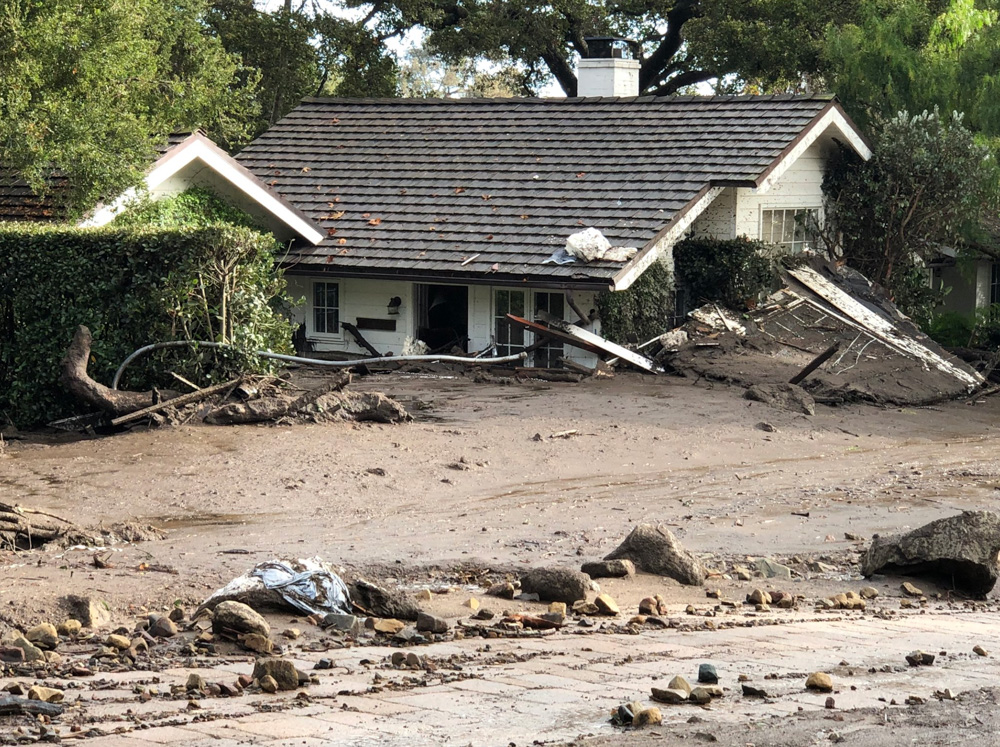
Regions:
[[312, 280, 342, 338], [759, 206, 822, 253], [532, 290, 566, 368], [492, 287, 527, 358]]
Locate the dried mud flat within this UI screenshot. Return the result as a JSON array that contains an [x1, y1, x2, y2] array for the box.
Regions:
[[3, 371, 1000, 745]]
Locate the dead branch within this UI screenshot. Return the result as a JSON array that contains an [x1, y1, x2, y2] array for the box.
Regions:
[[110, 377, 242, 426]]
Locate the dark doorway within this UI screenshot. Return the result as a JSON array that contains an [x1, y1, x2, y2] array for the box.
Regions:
[[415, 284, 469, 352]]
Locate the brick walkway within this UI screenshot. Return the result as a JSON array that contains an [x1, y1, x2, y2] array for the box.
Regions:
[[26, 610, 1000, 747]]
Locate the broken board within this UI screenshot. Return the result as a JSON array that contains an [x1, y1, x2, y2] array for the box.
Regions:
[[505, 314, 661, 374]]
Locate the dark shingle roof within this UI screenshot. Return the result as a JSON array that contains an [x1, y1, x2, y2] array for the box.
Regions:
[[236, 94, 836, 285]]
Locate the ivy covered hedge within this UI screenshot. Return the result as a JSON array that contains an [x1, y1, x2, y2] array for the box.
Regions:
[[0, 222, 294, 426], [674, 236, 775, 311]]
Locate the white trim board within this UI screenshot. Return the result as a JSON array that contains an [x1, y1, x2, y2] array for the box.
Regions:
[[80, 135, 324, 245]]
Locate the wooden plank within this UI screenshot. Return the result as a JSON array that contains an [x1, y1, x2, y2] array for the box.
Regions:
[[109, 378, 242, 426], [341, 322, 382, 357], [507, 314, 660, 374]]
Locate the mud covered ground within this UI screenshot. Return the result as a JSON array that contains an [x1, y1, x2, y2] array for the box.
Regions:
[[2, 370, 1000, 744]]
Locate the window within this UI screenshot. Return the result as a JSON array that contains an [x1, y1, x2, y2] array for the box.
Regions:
[[494, 289, 526, 357], [313, 281, 340, 334], [760, 208, 820, 253], [533, 292, 565, 368]]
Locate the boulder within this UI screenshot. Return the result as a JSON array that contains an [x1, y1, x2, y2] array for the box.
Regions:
[[862, 511, 1000, 597], [594, 593, 620, 615], [744, 383, 815, 416], [212, 601, 270, 638], [63, 595, 111, 628], [416, 612, 449, 634], [604, 524, 705, 585], [25, 624, 58, 650], [252, 658, 299, 691], [27, 686, 64, 703], [519, 567, 590, 604], [580, 559, 635, 579], [349, 579, 421, 621], [148, 616, 178, 638], [56, 619, 82, 637]]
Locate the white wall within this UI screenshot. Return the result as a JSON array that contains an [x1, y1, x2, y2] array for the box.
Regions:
[[690, 187, 736, 238], [286, 274, 600, 366], [734, 140, 827, 239]]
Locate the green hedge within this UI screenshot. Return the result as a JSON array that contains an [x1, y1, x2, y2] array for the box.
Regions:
[[0, 223, 294, 426], [674, 236, 775, 310]]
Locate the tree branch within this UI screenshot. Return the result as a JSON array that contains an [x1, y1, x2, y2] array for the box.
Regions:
[[651, 69, 715, 96], [541, 49, 578, 97], [638, 0, 700, 92]]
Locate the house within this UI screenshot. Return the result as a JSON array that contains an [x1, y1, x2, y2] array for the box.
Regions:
[[1, 47, 871, 366]]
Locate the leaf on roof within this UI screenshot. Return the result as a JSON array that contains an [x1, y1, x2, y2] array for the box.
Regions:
[[454, 187, 466, 194], [362, 212, 371, 218], [325, 256, 333, 263], [520, 214, 529, 219], [331, 118, 340, 124], [326, 228, 337, 236], [481, 194, 491, 200], [368, 218, 381, 226], [399, 189, 407, 194], [273, 170, 281, 176], [327, 198, 341, 205], [339, 248, 349, 255], [428, 226, 437, 231], [268, 180, 278, 186], [486, 234, 494, 240], [576, 172, 586, 178], [337, 238, 347, 245], [321, 211, 345, 220], [301, 167, 311, 173], [489, 263, 499, 272]]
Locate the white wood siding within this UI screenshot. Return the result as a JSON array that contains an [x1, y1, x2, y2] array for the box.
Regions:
[[734, 141, 827, 240]]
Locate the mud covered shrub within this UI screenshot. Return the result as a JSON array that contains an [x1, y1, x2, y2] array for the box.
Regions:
[[673, 236, 775, 311], [596, 261, 674, 344], [0, 223, 294, 426], [928, 311, 975, 348]]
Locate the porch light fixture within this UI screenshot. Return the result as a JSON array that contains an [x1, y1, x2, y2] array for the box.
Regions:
[[387, 296, 402, 315]]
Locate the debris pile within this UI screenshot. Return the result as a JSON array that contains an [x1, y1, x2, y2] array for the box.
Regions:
[[56, 325, 411, 431]]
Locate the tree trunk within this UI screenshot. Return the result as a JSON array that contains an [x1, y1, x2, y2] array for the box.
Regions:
[[59, 326, 170, 417]]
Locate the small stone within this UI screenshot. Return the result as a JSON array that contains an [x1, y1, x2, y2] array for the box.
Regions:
[[322, 614, 360, 633], [415, 589, 432, 601], [519, 566, 590, 604], [404, 652, 421, 669], [633, 706, 662, 726], [105, 634, 130, 650], [754, 558, 792, 579], [905, 650, 935, 666], [416, 612, 449, 634], [806, 672, 833, 692], [473, 608, 495, 620], [148, 617, 178, 638], [733, 565, 753, 581], [186, 674, 206, 692], [668, 675, 692, 696], [373, 618, 405, 635], [572, 600, 599, 615], [56, 619, 82, 637], [742, 683, 768, 698], [486, 582, 515, 599], [974, 645, 988, 657], [698, 664, 718, 684], [901, 582, 923, 597], [825, 697, 836, 709], [281, 628, 301, 640], [689, 686, 712, 705], [5, 636, 43, 663], [391, 651, 407, 667], [252, 658, 300, 691], [25, 623, 59, 651], [548, 602, 566, 615], [463, 598, 480, 611], [27, 686, 63, 704], [638, 597, 658, 615], [651, 687, 689, 705], [240, 634, 273, 654], [259, 675, 278, 693], [314, 658, 334, 670], [859, 586, 879, 600], [594, 593, 619, 615], [540, 611, 566, 625], [169, 607, 185, 622], [213, 601, 270, 638], [747, 589, 771, 605], [580, 559, 635, 579]]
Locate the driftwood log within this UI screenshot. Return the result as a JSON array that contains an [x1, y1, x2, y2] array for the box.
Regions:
[[60, 325, 175, 416], [205, 372, 352, 425], [0, 695, 64, 717], [0, 503, 72, 550]]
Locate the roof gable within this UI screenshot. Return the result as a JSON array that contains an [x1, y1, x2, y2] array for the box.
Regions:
[[236, 94, 868, 286]]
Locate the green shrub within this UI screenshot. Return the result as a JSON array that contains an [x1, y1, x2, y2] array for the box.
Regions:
[[673, 236, 775, 310], [596, 261, 673, 344], [927, 311, 975, 348], [0, 223, 294, 426]]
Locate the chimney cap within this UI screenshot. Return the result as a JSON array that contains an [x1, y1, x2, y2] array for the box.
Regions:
[[585, 37, 633, 60]]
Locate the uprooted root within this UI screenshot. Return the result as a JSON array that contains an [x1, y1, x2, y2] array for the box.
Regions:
[[0, 503, 72, 550]]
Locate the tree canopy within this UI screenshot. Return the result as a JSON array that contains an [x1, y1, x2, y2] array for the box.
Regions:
[[0, 0, 258, 213]]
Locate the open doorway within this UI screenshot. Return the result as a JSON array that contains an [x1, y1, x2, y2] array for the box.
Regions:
[[414, 284, 469, 353]]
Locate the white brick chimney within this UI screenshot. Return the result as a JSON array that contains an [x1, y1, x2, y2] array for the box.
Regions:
[[577, 37, 640, 97]]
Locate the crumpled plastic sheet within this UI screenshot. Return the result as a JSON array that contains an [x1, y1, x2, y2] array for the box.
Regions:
[[200, 557, 352, 617]]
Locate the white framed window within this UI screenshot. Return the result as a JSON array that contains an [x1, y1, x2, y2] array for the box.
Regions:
[[760, 208, 820, 253], [494, 289, 526, 357], [313, 281, 340, 335], [532, 291, 565, 368]]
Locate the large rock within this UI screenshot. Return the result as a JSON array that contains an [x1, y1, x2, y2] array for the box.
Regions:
[[63, 595, 111, 628], [25, 624, 59, 650], [604, 524, 705, 586], [519, 567, 590, 604], [212, 601, 270, 637], [744, 383, 815, 416], [349, 579, 421, 621], [252, 658, 299, 691], [580, 559, 635, 579], [862, 511, 1000, 598]]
